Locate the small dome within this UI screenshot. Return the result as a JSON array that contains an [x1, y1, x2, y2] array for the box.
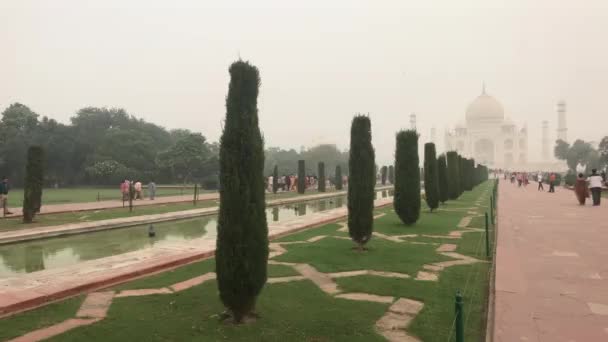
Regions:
[[466, 88, 505, 124]]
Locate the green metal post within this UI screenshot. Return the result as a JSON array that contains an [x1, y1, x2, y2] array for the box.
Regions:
[[490, 196, 495, 225], [485, 212, 490, 258], [455, 290, 464, 342]]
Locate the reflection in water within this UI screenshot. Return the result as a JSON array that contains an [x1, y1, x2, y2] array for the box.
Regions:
[[0, 191, 392, 277], [297, 202, 307, 216], [272, 207, 279, 222]]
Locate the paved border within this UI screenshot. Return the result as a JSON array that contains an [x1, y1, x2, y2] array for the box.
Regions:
[[0, 187, 392, 245], [0, 199, 393, 317]]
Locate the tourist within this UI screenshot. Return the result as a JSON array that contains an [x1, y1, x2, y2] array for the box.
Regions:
[[0, 176, 13, 215], [120, 180, 129, 201], [134, 180, 143, 200], [548, 173, 556, 193], [285, 175, 291, 191], [574, 173, 589, 205], [148, 180, 156, 200], [517, 173, 523, 187], [537, 173, 544, 191], [587, 169, 603, 206]]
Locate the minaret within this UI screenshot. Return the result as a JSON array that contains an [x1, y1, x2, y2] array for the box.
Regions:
[[557, 101, 567, 142], [542, 120, 550, 161], [410, 113, 417, 130]]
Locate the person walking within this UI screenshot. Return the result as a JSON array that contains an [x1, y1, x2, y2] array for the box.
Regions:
[[548, 173, 556, 193], [120, 180, 129, 201], [588, 169, 603, 206], [148, 180, 156, 200], [134, 180, 143, 200], [574, 173, 589, 205], [537, 173, 544, 191], [0, 176, 13, 216]]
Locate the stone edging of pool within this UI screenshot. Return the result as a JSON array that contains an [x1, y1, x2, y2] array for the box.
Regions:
[[0, 187, 393, 245], [0, 198, 393, 318]]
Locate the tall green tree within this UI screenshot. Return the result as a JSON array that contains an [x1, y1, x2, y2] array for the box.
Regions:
[[347, 115, 376, 249], [297, 160, 306, 194], [388, 165, 394, 184], [437, 154, 449, 203], [317, 162, 326, 192], [457, 155, 465, 194], [394, 130, 420, 225], [335, 165, 343, 190], [380, 165, 388, 185], [22, 146, 44, 223], [272, 165, 279, 194], [446, 151, 460, 199], [423, 143, 439, 211], [554, 139, 570, 160], [216, 60, 268, 323]]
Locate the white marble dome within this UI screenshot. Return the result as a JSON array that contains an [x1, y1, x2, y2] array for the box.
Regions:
[[465, 90, 505, 124]]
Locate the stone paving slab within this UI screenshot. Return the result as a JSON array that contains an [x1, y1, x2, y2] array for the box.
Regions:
[[493, 183, 608, 342], [8, 318, 101, 342], [0, 197, 393, 317], [76, 291, 114, 318]]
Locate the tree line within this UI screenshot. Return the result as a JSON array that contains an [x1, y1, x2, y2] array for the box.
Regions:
[[0, 104, 351, 187], [215, 59, 490, 323]]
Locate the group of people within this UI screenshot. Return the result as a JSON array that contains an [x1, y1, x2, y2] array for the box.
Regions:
[[504, 169, 606, 206], [506, 171, 558, 193], [120, 180, 156, 201], [266, 175, 347, 192], [0, 176, 12, 216], [574, 169, 605, 206]]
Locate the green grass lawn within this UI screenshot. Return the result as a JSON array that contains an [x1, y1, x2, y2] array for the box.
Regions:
[[6, 185, 355, 208], [0, 182, 495, 341], [6, 186, 201, 208]]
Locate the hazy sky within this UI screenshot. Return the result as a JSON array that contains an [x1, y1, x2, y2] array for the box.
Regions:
[[2, 0, 607, 165]]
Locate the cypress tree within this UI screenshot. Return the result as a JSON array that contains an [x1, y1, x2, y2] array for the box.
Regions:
[[467, 159, 475, 190], [22, 146, 44, 224], [272, 165, 279, 194], [457, 155, 465, 195], [437, 154, 449, 204], [216, 60, 268, 323], [388, 165, 394, 184], [393, 130, 420, 225], [317, 162, 326, 192], [297, 160, 305, 194], [347, 115, 376, 249], [380, 166, 388, 185], [423, 143, 439, 212], [335, 165, 343, 190], [446, 151, 460, 200]]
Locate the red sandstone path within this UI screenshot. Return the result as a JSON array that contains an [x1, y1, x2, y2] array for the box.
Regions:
[[4, 193, 218, 217], [493, 182, 608, 341]]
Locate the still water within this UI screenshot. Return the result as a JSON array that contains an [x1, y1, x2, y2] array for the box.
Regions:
[[0, 191, 392, 277]]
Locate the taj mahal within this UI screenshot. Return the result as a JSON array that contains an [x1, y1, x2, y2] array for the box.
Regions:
[[444, 86, 566, 171]]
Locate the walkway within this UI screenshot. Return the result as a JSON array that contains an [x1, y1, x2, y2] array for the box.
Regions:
[[0, 196, 393, 317], [493, 183, 608, 341], [5, 193, 217, 217]]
